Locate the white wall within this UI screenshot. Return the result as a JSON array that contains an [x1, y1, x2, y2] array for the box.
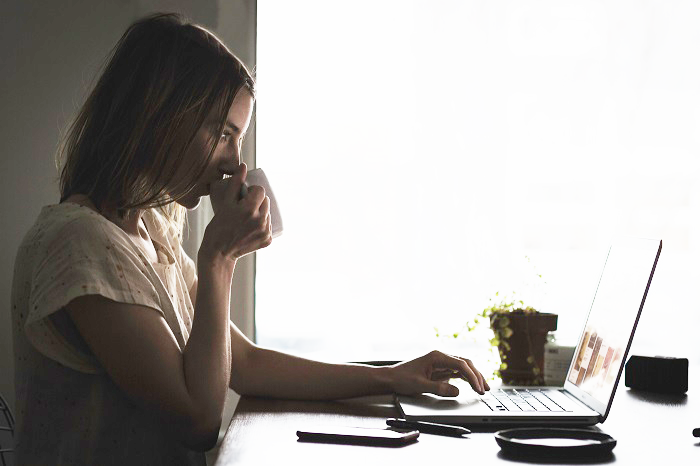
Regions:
[[0, 0, 256, 425]]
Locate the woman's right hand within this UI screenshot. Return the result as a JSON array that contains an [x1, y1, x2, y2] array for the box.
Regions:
[[201, 162, 272, 262]]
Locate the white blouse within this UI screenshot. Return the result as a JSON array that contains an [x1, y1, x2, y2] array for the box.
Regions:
[[11, 202, 205, 465]]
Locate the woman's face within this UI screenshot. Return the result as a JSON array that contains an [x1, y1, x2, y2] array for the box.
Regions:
[[174, 89, 255, 210]]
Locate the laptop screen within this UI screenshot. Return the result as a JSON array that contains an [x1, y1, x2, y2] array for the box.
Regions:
[[565, 237, 661, 417]]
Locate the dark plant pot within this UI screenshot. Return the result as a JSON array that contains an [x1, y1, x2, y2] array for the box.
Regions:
[[490, 312, 558, 385]]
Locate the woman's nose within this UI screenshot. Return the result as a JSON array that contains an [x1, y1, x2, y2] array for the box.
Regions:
[[233, 143, 242, 163]]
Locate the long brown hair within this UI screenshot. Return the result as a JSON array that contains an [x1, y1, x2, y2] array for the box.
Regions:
[[58, 12, 255, 235]]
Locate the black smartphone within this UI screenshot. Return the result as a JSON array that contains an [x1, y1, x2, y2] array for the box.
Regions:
[[296, 426, 419, 446]]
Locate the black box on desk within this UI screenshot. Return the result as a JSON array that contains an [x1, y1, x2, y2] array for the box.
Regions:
[[624, 355, 688, 394]]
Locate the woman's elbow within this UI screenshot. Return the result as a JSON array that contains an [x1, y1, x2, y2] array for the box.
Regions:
[[188, 431, 220, 452], [229, 376, 251, 397], [229, 344, 261, 396], [177, 413, 222, 452]]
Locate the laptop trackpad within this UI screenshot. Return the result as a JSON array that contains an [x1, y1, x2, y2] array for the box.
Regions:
[[398, 392, 486, 415]]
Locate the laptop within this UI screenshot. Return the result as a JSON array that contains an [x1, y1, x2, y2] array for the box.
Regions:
[[397, 237, 662, 426]]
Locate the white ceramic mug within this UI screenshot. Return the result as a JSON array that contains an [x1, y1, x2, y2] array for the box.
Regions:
[[241, 168, 283, 238]]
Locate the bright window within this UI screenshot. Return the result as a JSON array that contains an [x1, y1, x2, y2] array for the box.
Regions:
[[255, 1, 700, 364]]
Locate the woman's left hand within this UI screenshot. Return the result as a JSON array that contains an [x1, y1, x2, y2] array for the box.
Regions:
[[388, 350, 490, 397]]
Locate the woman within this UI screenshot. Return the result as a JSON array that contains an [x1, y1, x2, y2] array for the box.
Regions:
[[10, 13, 489, 465]]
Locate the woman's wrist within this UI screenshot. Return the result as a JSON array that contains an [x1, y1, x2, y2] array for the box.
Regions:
[[197, 245, 237, 278], [371, 364, 397, 395]]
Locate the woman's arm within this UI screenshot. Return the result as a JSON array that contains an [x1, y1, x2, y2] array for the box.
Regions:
[[230, 325, 488, 400], [66, 255, 233, 451], [190, 277, 488, 401]]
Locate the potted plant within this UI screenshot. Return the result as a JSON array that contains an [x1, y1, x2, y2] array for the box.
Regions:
[[476, 293, 557, 385], [434, 257, 556, 385]]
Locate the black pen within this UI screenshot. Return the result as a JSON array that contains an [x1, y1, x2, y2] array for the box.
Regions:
[[386, 418, 471, 437], [693, 428, 700, 438]]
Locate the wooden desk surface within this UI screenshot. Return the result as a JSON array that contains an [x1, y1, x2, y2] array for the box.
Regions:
[[216, 375, 698, 465]]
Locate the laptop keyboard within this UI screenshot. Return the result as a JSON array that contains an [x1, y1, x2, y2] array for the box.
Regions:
[[480, 389, 580, 412]]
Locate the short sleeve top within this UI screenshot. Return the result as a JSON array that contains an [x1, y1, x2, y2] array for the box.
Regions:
[[11, 203, 206, 465]]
